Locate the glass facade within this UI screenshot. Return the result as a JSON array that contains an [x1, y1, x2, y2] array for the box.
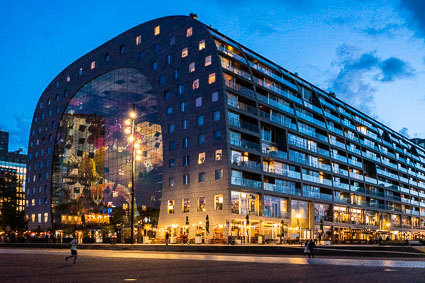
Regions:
[[51, 68, 163, 232]]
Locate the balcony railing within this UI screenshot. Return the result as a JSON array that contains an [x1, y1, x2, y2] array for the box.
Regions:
[[230, 138, 260, 151], [225, 80, 254, 97], [257, 94, 294, 115], [231, 176, 261, 189], [302, 174, 332, 186], [232, 160, 261, 171], [264, 183, 301, 195], [228, 118, 259, 134], [296, 111, 326, 128], [263, 166, 301, 179]]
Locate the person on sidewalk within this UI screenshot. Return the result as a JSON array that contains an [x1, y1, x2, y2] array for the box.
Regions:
[[165, 231, 169, 246], [308, 240, 316, 258], [303, 241, 309, 257], [65, 236, 78, 264]]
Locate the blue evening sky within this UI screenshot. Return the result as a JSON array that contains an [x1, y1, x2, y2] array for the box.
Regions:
[[1, 0, 424, 152]]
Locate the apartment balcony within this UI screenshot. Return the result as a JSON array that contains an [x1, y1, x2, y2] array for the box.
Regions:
[[331, 153, 347, 163], [232, 160, 261, 171], [410, 190, 419, 196], [330, 139, 346, 150], [230, 138, 260, 151], [334, 182, 350, 191], [319, 98, 336, 110], [341, 119, 356, 130], [298, 127, 328, 143], [411, 200, 420, 206], [303, 190, 333, 201], [349, 172, 364, 181], [257, 94, 295, 115], [399, 176, 409, 183], [228, 118, 259, 135], [324, 111, 341, 123], [348, 159, 362, 168], [231, 176, 261, 189], [249, 61, 299, 92], [367, 202, 385, 209], [381, 159, 397, 169], [263, 166, 301, 179], [302, 174, 332, 186], [296, 111, 326, 128], [217, 45, 247, 65], [347, 146, 361, 155], [351, 186, 365, 194], [385, 194, 401, 202], [376, 168, 398, 180], [253, 77, 302, 104], [334, 196, 351, 204], [409, 179, 418, 186], [364, 176, 377, 184], [401, 197, 410, 204], [263, 183, 301, 195], [259, 111, 297, 130], [327, 124, 344, 136], [333, 167, 349, 177], [400, 187, 410, 194], [412, 210, 420, 216], [225, 80, 254, 97], [222, 63, 252, 80], [227, 99, 257, 115]]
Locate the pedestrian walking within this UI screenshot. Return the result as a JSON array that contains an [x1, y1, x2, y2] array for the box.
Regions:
[[65, 236, 78, 264], [165, 231, 169, 246], [308, 240, 316, 258], [303, 241, 309, 257]]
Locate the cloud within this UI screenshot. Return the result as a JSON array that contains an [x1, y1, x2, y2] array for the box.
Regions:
[[363, 23, 401, 36], [327, 45, 415, 116], [399, 0, 425, 39], [398, 127, 411, 138]]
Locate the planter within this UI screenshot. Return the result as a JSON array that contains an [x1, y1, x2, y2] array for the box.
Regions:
[[195, 236, 202, 244]]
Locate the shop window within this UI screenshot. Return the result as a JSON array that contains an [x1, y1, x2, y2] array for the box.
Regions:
[[215, 169, 223, 180], [199, 172, 206, 182], [215, 195, 223, 210], [192, 79, 199, 89], [215, 149, 222, 161], [183, 198, 190, 212], [136, 35, 141, 45], [198, 197, 206, 211], [198, 152, 205, 164], [167, 200, 175, 214], [231, 191, 258, 215], [189, 62, 195, 73], [205, 55, 211, 66], [199, 39, 206, 50], [182, 47, 188, 58], [208, 73, 216, 84], [154, 25, 160, 36], [186, 27, 193, 37]]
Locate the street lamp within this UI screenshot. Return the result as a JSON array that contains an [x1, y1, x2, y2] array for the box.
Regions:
[[296, 213, 302, 243], [124, 104, 141, 244]]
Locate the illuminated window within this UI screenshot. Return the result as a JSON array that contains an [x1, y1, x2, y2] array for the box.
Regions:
[[205, 55, 212, 66], [215, 149, 222, 161], [215, 195, 223, 210], [208, 73, 216, 84], [136, 35, 141, 45], [182, 47, 188, 58], [66, 75, 71, 82], [90, 61, 95, 69], [44, 213, 48, 223], [31, 214, 35, 223], [183, 198, 190, 212], [79, 68, 83, 76], [189, 62, 195, 73], [38, 213, 41, 223], [154, 25, 160, 35], [198, 197, 206, 211], [186, 27, 193, 37], [196, 97, 202, 107], [32, 199, 35, 206], [199, 39, 205, 50], [199, 172, 206, 182], [167, 200, 175, 214], [192, 79, 199, 89], [198, 152, 205, 164]]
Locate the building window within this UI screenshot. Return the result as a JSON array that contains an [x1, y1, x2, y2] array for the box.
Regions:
[[164, 90, 170, 100], [192, 79, 199, 89], [167, 54, 172, 64], [159, 75, 166, 85], [38, 213, 41, 223], [90, 61, 96, 69], [183, 174, 190, 185], [215, 169, 223, 180], [214, 130, 221, 140], [166, 106, 173, 115], [168, 123, 174, 133], [208, 73, 216, 84], [199, 40, 206, 50], [169, 141, 176, 151], [183, 198, 190, 212], [182, 47, 188, 58], [198, 197, 206, 211], [183, 137, 189, 148], [182, 119, 189, 130], [32, 199, 35, 206], [215, 149, 222, 160], [56, 80, 60, 88], [180, 101, 187, 112], [139, 51, 145, 61], [183, 155, 190, 166], [44, 213, 48, 223], [79, 68, 83, 76], [196, 97, 202, 107], [66, 75, 71, 82], [154, 25, 160, 35], [169, 177, 175, 187], [199, 172, 206, 182], [31, 214, 35, 223], [169, 158, 175, 168], [154, 43, 160, 55], [136, 35, 141, 45], [189, 62, 195, 73], [178, 85, 184, 95], [173, 68, 179, 79], [186, 27, 193, 37], [167, 200, 175, 214], [152, 61, 158, 70], [205, 55, 212, 66], [169, 35, 175, 45], [105, 53, 110, 62], [197, 115, 204, 126], [215, 195, 223, 210], [120, 45, 125, 54], [198, 134, 205, 144], [198, 152, 205, 164], [213, 110, 220, 121]]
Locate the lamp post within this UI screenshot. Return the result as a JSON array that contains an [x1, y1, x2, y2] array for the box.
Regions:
[[296, 213, 302, 244], [124, 104, 141, 244]]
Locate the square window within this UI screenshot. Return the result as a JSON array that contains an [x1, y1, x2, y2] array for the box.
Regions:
[[197, 115, 204, 126], [169, 177, 175, 187], [166, 107, 173, 115], [168, 123, 174, 133], [205, 55, 212, 66], [169, 158, 175, 168], [169, 141, 176, 151], [215, 195, 223, 210], [192, 79, 199, 89], [214, 130, 222, 140], [212, 91, 218, 102], [215, 169, 223, 180], [154, 43, 160, 55], [208, 73, 216, 84], [182, 119, 189, 130], [169, 35, 175, 45], [215, 149, 222, 160], [154, 25, 160, 36], [189, 62, 195, 73], [213, 110, 220, 121], [199, 40, 206, 50], [183, 174, 190, 185], [196, 97, 202, 107], [136, 35, 141, 45], [198, 134, 205, 144], [199, 172, 206, 182], [182, 47, 188, 58], [186, 27, 193, 37], [167, 200, 175, 214], [90, 61, 96, 69], [198, 152, 205, 164], [179, 85, 184, 95]]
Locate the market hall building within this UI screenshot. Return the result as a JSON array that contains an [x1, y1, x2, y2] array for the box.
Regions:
[[26, 15, 425, 244]]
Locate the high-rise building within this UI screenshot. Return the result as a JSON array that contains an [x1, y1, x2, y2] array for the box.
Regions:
[[26, 15, 425, 243], [0, 130, 27, 231]]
